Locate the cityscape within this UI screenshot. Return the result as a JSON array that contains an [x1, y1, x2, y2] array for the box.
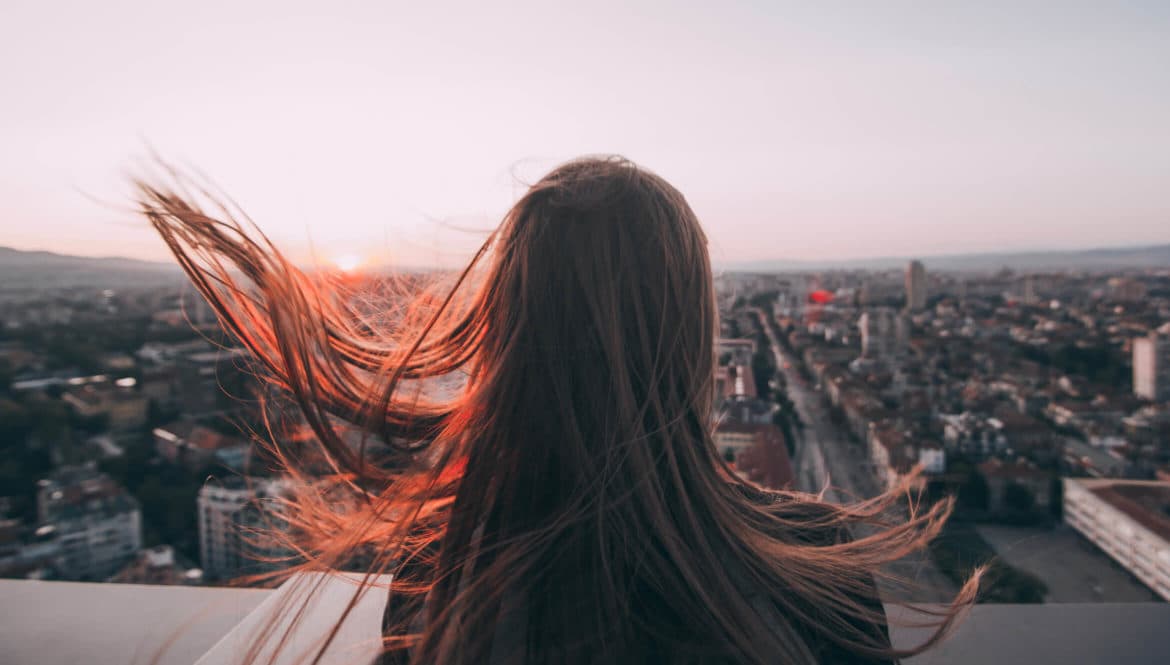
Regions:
[[2, 246, 1168, 611], [3, 1, 1170, 661]]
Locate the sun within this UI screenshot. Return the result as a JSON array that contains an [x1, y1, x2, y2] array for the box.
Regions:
[[332, 253, 363, 273]]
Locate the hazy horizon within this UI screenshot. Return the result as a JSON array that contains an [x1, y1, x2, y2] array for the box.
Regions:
[[5, 236, 1170, 271], [3, 2, 1169, 269]]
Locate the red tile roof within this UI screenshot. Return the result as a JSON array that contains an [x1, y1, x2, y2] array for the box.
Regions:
[[732, 424, 794, 490]]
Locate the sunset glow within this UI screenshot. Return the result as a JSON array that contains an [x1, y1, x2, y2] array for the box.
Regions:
[[332, 253, 362, 273]]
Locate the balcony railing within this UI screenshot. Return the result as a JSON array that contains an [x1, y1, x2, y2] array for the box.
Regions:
[[2, 575, 1168, 664]]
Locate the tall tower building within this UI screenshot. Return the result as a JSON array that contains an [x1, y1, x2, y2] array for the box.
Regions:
[[1022, 274, 1037, 304], [1133, 332, 1170, 402], [905, 260, 927, 311]]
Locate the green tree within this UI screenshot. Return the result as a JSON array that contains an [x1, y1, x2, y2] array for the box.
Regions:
[[1004, 482, 1036, 514], [958, 469, 990, 513], [0, 398, 32, 443], [771, 409, 797, 457], [751, 350, 775, 399], [1049, 476, 1064, 519], [0, 359, 14, 395], [748, 291, 779, 310]]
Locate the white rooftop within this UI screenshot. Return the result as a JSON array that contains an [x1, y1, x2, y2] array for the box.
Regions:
[[2, 575, 1169, 664]]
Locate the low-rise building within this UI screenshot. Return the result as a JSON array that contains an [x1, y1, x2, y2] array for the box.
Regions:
[[108, 545, 202, 586], [154, 422, 251, 471], [715, 363, 757, 401], [716, 338, 757, 365], [35, 464, 142, 580], [61, 379, 149, 432], [866, 423, 945, 491], [727, 423, 794, 490], [714, 421, 766, 461], [1064, 478, 1170, 601], [979, 458, 1053, 514], [1062, 438, 1127, 478]]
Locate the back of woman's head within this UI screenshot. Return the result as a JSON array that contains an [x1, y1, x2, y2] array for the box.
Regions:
[[136, 156, 977, 665], [462, 157, 720, 541]]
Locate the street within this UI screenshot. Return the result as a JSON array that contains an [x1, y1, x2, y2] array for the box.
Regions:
[[753, 308, 957, 602]]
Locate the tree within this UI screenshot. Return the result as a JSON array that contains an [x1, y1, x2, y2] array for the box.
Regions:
[[0, 359, 13, 395], [771, 409, 797, 457], [751, 351, 775, 399], [1049, 476, 1064, 519], [1004, 482, 1035, 514], [958, 469, 990, 513], [0, 398, 31, 443]]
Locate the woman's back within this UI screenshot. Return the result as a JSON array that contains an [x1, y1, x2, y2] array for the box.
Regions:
[[385, 485, 894, 664], [138, 156, 977, 664]]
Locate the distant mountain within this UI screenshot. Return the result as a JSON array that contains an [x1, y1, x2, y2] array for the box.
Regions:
[[4, 241, 1169, 290], [724, 243, 1170, 273], [0, 246, 181, 289]]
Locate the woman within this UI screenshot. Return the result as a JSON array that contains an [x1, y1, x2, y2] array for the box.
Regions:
[[138, 156, 977, 664]]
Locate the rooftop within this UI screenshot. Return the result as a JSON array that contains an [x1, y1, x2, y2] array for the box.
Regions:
[[1086, 479, 1170, 542], [3, 576, 1168, 664]]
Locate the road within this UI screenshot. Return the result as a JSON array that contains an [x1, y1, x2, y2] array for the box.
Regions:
[[753, 308, 957, 602], [752, 308, 871, 499]]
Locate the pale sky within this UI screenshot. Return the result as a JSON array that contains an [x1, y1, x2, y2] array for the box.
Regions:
[[2, 1, 1168, 268]]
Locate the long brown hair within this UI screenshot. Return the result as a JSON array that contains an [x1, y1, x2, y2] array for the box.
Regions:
[[136, 156, 979, 664]]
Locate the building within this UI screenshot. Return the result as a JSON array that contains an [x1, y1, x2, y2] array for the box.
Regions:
[[717, 397, 774, 427], [0, 518, 60, 579], [1062, 438, 1127, 478], [867, 424, 944, 491], [108, 545, 202, 585], [1020, 274, 1038, 304], [858, 308, 907, 360], [1064, 478, 1170, 601], [905, 260, 927, 311], [197, 478, 287, 581], [730, 423, 795, 490], [941, 412, 1006, 458], [1108, 277, 1148, 303], [979, 458, 1053, 514], [867, 425, 915, 490], [714, 421, 766, 460], [177, 347, 251, 415], [36, 464, 142, 580], [1133, 332, 1170, 402], [715, 363, 758, 401], [716, 338, 757, 365], [994, 412, 1061, 464], [154, 421, 252, 472], [61, 378, 149, 432]]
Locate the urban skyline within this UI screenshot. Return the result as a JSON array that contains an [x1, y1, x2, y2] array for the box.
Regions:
[[4, 249, 1170, 661]]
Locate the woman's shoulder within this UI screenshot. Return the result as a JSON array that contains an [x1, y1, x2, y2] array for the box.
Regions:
[[731, 483, 895, 664]]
